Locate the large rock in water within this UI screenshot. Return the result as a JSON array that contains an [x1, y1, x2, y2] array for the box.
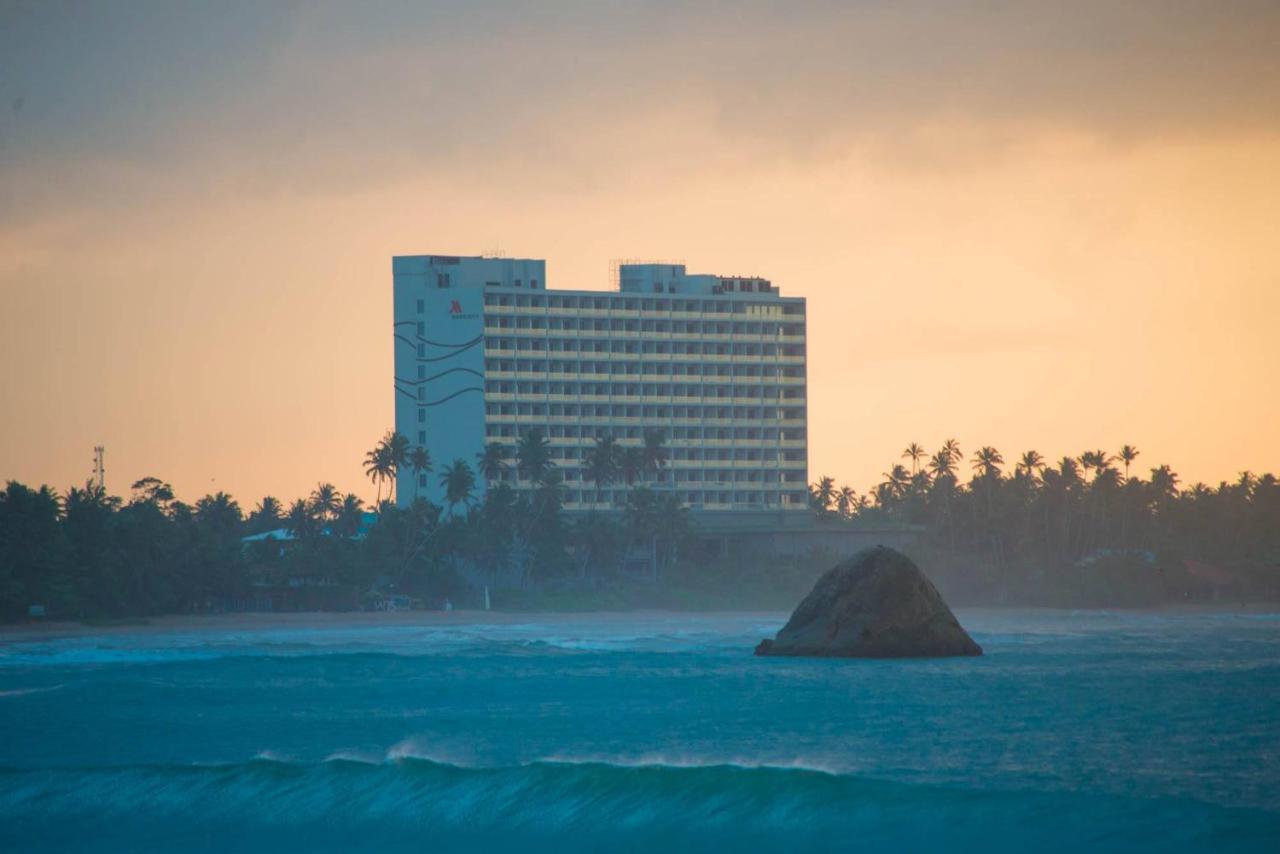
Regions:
[[755, 546, 982, 658]]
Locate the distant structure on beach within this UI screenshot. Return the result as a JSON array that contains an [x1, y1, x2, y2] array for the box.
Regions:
[[392, 254, 809, 516]]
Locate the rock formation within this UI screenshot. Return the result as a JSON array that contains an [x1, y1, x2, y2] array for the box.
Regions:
[[755, 546, 982, 658]]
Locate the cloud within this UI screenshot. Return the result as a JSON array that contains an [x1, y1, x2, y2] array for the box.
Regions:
[[2, 0, 1279, 226]]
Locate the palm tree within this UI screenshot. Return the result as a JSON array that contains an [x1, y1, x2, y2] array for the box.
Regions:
[[620, 446, 645, 487], [1093, 467, 1121, 491], [439, 459, 477, 516], [971, 446, 1004, 479], [1078, 450, 1098, 483], [334, 494, 365, 537], [652, 492, 690, 574], [811, 476, 836, 515], [532, 467, 567, 513], [927, 451, 955, 480], [363, 438, 394, 508], [836, 485, 857, 518], [908, 469, 932, 498], [1016, 450, 1044, 480], [622, 486, 659, 577], [285, 498, 315, 539], [476, 442, 508, 486], [384, 432, 411, 501], [255, 496, 282, 519], [1092, 449, 1115, 477], [583, 436, 620, 499], [308, 482, 340, 522], [880, 464, 911, 499], [641, 429, 668, 481], [515, 429, 553, 486], [1150, 464, 1180, 501], [64, 480, 120, 513], [409, 446, 433, 500], [249, 496, 283, 533], [941, 439, 962, 466], [902, 442, 926, 475], [569, 511, 623, 580], [1118, 444, 1140, 481], [194, 492, 242, 529]]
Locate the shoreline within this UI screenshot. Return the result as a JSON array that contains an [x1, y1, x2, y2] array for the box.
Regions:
[[1, 602, 1276, 643], [0, 609, 781, 643]]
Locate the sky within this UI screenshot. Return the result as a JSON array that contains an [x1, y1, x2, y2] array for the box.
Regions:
[[1, 0, 1278, 507]]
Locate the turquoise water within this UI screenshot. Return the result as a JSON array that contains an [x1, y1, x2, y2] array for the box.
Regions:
[[1, 610, 1278, 852]]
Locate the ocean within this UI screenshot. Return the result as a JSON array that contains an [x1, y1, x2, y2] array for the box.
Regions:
[[1, 610, 1278, 852]]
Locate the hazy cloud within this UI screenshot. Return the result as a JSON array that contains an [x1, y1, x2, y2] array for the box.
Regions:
[[3, 1, 1279, 223]]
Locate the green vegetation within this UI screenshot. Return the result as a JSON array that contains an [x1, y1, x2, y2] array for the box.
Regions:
[[810, 441, 1280, 606], [2, 434, 1277, 621], [0, 430, 690, 621]]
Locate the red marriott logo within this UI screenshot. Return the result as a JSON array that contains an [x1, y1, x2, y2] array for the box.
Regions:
[[449, 300, 462, 314]]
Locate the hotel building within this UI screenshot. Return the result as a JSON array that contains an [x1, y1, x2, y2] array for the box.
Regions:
[[393, 255, 808, 513]]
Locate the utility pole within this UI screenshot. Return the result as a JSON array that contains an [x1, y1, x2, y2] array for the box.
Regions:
[[93, 445, 105, 491]]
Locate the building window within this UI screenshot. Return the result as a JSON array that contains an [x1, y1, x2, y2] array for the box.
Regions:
[[419, 474, 428, 488], [418, 430, 426, 444], [417, 409, 426, 423], [416, 299, 425, 314]]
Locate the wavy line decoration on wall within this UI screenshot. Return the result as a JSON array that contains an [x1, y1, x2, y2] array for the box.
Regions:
[[394, 331, 484, 349], [394, 367, 484, 387], [393, 334, 485, 362], [421, 386, 484, 407], [393, 324, 484, 411], [395, 385, 484, 407]]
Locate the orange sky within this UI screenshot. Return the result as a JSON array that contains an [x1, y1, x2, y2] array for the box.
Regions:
[[1, 2, 1278, 506]]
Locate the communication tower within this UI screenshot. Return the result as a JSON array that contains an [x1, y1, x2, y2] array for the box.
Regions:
[[92, 446, 105, 491]]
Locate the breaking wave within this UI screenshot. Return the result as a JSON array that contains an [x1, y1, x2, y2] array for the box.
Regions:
[[0, 684, 63, 698]]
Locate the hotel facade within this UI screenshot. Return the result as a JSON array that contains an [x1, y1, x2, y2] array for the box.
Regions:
[[393, 255, 808, 513]]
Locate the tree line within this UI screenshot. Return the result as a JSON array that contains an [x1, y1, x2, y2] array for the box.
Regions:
[[809, 441, 1280, 603], [0, 429, 691, 621], [3, 433, 1277, 620]]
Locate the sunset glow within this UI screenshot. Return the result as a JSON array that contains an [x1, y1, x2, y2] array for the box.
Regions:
[[2, 1, 1277, 503]]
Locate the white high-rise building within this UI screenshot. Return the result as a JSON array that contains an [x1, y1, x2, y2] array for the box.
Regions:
[[393, 255, 808, 513]]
